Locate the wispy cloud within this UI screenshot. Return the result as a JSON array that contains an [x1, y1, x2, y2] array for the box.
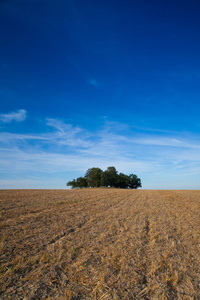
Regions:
[[46, 118, 92, 148], [87, 78, 106, 89], [88, 78, 100, 87], [46, 118, 82, 136], [0, 109, 27, 123], [132, 136, 200, 149], [0, 132, 49, 142], [0, 115, 200, 189]]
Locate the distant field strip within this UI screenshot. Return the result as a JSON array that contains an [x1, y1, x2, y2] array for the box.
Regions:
[[0, 189, 200, 299]]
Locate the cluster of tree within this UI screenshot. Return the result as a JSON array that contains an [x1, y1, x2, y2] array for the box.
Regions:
[[66, 167, 142, 189]]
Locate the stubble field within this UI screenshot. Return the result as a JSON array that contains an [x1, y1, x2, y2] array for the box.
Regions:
[[0, 188, 200, 299]]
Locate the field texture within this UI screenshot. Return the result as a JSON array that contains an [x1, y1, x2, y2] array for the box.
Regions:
[[0, 189, 200, 299]]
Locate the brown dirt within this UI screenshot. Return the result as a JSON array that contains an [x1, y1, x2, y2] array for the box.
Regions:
[[0, 188, 200, 299]]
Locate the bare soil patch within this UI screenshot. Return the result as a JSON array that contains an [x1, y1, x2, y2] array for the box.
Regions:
[[0, 189, 200, 299]]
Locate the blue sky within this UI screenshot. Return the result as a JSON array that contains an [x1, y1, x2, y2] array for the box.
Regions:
[[0, 0, 200, 189]]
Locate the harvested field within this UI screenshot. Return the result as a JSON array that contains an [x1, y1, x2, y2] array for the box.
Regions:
[[0, 188, 200, 299]]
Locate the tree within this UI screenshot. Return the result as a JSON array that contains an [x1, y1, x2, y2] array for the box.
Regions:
[[66, 177, 87, 189], [66, 179, 77, 189], [117, 173, 129, 189], [101, 171, 109, 187], [67, 167, 142, 189], [85, 167, 103, 187], [76, 177, 88, 188], [128, 174, 142, 189], [105, 166, 118, 187]]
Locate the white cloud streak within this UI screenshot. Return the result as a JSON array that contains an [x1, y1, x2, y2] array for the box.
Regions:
[[0, 116, 200, 189], [0, 109, 27, 123], [0, 132, 49, 142], [88, 79, 99, 87]]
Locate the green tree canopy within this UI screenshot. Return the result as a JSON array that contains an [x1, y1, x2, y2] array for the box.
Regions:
[[85, 167, 103, 187], [104, 166, 118, 188], [129, 174, 142, 189], [117, 173, 130, 189], [66, 177, 87, 189], [67, 167, 142, 189]]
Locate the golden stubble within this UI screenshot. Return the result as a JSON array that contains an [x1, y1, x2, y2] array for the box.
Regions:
[[0, 188, 200, 299]]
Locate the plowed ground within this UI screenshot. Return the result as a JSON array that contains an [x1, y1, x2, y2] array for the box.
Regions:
[[0, 189, 200, 299]]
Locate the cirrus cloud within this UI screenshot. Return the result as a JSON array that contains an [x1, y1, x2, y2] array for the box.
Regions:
[[0, 109, 27, 123], [0, 114, 200, 189]]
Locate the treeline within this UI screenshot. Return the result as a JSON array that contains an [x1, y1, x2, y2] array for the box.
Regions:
[[66, 166, 142, 189]]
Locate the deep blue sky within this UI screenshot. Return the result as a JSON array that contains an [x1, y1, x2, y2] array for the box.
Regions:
[[0, 0, 200, 189]]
